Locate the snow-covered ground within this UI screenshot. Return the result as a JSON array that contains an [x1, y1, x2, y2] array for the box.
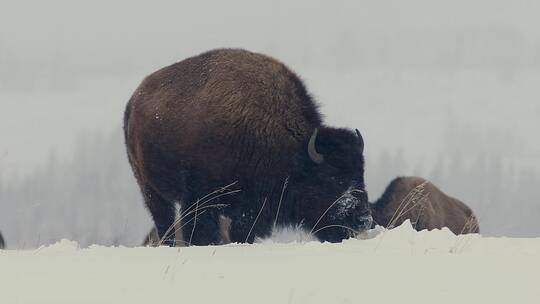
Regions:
[[1, 222, 539, 304]]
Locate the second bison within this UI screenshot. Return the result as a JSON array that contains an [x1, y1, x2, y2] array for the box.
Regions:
[[371, 176, 479, 234], [124, 48, 371, 245]]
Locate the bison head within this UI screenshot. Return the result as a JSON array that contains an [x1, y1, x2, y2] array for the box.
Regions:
[[294, 127, 372, 243]]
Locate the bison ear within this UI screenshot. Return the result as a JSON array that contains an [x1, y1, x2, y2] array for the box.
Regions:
[[308, 128, 324, 164], [355, 129, 364, 154]]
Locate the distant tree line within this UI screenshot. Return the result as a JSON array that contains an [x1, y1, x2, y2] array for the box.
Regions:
[[1, 126, 539, 249]]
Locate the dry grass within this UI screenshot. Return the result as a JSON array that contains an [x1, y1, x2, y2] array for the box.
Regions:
[[309, 192, 350, 235], [374, 181, 430, 252], [157, 182, 240, 246], [386, 180, 430, 230], [308, 189, 368, 239], [450, 213, 481, 253], [311, 224, 359, 237], [245, 197, 268, 243], [460, 213, 479, 235], [273, 177, 289, 231]]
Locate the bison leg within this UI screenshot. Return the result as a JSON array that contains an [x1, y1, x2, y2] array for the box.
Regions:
[[229, 219, 254, 243], [228, 217, 271, 244], [180, 207, 221, 246], [226, 204, 271, 244], [143, 185, 177, 246]]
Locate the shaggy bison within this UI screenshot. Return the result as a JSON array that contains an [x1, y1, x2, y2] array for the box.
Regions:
[[125, 48, 371, 245], [371, 176, 479, 234]]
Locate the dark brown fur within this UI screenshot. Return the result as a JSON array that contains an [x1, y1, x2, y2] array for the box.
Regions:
[[371, 176, 480, 234], [125, 49, 370, 245]]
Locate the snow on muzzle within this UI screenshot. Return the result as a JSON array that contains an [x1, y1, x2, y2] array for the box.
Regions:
[[333, 187, 373, 235]]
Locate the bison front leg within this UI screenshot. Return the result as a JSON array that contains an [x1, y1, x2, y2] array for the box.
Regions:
[[181, 207, 222, 246], [227, 206, 272, 244]]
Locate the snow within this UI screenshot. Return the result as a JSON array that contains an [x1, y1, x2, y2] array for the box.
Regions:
[[1, 221, 539, 303]]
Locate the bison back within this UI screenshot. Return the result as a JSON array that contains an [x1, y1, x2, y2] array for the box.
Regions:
[[124, 48, 322, 200], [372, 176, 479, 234]]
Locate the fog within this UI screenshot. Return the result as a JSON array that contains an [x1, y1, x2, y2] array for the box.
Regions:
[[1, 0, 539, 247]]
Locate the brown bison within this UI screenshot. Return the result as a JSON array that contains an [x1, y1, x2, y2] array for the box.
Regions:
[[371, 176, 480, 234], [125, 48, 371, 245]]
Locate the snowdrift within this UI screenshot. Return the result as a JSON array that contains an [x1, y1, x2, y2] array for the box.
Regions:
[[1, 221, 539, 304]]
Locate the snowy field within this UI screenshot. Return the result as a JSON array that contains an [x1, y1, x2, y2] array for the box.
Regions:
[[1, 222, 539, 304]]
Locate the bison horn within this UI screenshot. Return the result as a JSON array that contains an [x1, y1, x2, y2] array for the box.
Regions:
[[355, 129, 364, 153], [308, 128, 324, 164]]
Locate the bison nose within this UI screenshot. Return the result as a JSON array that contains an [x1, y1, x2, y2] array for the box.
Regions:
[[358, 208, 370, 217], [358, 214, 373, 230]]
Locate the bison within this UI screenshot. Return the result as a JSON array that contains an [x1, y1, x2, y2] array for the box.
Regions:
[[125, 48, 371, 245], [371, 176, 480, 234]]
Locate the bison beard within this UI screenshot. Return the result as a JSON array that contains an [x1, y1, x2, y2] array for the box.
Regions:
[[124, 48, 371, 245]]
